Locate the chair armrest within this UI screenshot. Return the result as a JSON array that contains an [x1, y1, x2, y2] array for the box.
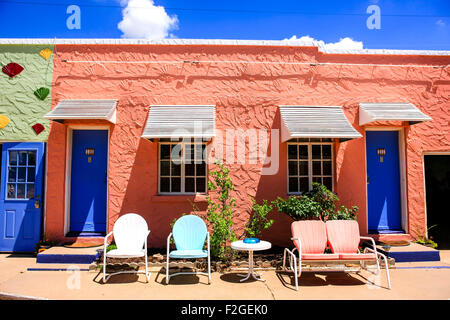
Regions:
[[290, 237, 302, 255], [104, 231, 113, 253], [365, 246, 388, 259], [167, 233, 173, 255], [360, 236, 377, 252], [206, 232, 210, 254]]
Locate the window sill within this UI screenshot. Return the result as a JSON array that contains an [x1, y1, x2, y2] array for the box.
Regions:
[[152, 193, 208, 203]]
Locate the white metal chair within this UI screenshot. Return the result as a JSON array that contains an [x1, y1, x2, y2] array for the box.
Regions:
[[103, 213, 151, 283], [166, 215, 211, 284]]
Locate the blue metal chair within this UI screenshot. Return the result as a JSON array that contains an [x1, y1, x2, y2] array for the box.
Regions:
[[166, 215, 211, 284]]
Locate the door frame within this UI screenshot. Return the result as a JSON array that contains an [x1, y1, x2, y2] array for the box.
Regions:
[[0, 141, 46, 252], [64, 125, 110, 235], [422, 152, 450, 238], [364, 127, 408, 234], [1, 141, 50, 239]]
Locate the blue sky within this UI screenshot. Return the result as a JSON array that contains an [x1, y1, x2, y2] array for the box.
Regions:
[[0, 0, 449, 50]]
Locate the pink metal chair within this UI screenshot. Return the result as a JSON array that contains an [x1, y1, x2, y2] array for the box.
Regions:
[[326, 220, 391, 289], [283, 220, 392, 291], [283, 220, 338, 290]]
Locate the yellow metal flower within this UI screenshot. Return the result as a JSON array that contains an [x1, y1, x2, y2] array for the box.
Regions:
[[39, 48, 53, 60], [0, 115, 10, 129]]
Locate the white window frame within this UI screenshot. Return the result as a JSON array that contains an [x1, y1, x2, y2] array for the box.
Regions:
[[287, 139, 334, 194], [158, 140, 207, 195]]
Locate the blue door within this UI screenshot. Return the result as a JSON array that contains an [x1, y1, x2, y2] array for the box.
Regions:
[[70, 130, 108, 234], [0, 143, 45, 252], [366, 131, 402, 232]]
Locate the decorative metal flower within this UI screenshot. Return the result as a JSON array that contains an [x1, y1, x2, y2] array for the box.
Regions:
[[34, 87, 50, 100], [2, 62, 24, 78], [39, 48, 53, 60], [32, 123, 45, 135], [0, 115, 10, 129]]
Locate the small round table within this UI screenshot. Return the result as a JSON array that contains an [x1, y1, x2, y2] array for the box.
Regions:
[[231, 240, 271, 282]]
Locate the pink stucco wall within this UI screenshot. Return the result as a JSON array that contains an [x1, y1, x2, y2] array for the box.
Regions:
[[45, 44, 450, 247]]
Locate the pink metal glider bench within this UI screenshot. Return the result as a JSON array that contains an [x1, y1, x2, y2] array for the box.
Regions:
[[282, 220, 391, 291]]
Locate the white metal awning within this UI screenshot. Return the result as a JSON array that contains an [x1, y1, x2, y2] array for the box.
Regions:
[[44, 99, 117, 123], [359, 103, 432, 125], [280, 105, 362, 142], [142, 105, 216, 139]]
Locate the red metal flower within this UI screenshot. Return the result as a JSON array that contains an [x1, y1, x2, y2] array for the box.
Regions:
[[2, 62, 24, 78], [32, 123, 45, 135]]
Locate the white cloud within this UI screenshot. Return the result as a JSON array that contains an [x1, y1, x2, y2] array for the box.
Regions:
[[436, 19, 445, 27], [283, 35, 364, 51], [118, 0, 178, 39]]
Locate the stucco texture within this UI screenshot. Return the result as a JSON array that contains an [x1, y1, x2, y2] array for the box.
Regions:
[[45, 44, 450, 247], [0, 45, 53, 141]]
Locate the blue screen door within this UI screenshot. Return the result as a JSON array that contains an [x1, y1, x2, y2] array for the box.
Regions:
[[366, 131, 402, 232], [69, 130, 108, 234], [0, 142, 45, 252]]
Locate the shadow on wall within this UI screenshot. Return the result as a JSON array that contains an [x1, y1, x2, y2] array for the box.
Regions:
[[253, 109, 293, 248], [119, 137, 207, 248], [335, 129, 367, 235]]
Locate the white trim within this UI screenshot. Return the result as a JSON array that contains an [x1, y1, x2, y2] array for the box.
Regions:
[[286, 139, 334, 194], [1, 38, 449, 56], [64, 125, 110, 235], [423, 152, 450, 155], [158, 140, 207, 195], [398, 130, 408, 233], [364, 128, 407, 234], [422, 152, 450, 238]]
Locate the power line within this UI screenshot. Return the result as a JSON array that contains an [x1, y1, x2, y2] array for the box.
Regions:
[[1, 0, 450, 18]]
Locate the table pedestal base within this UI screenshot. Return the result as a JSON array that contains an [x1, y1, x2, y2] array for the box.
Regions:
[[237, 250, 265, 282]]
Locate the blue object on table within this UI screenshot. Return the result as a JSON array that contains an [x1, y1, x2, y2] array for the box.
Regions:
[[243, 238, 260, 244]]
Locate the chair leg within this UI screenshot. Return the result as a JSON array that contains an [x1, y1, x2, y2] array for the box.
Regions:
[[376, 255, 381, 275], [207, 254, 211, 284], [103, 251, 107, 283], [166, 255, 170, 284], [145, 252, 150, 283], [293, 255, 298, 291], [382, 254, 391, 289]]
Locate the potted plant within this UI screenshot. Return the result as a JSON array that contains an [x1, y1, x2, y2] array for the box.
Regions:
[[35, 236, 59, 253], [414, 224, 438, 249]]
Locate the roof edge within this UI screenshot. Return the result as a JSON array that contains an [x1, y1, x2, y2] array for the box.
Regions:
[[0, 38, 449, 56]]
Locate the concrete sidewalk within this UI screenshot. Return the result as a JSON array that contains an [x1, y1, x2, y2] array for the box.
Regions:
[[0, 252, 449, 300]]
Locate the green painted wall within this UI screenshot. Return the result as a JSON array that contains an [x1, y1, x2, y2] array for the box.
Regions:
[[0, 44, 54, 141]]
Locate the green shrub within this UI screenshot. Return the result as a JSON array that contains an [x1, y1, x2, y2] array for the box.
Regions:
[[273, 183, 358, 221], [305, 183, 339, 220], [272, 195, 322, 221], [332, 205, 359, 220], [206, 161, 237, 259], [244, 199, 274, 238], [106, 244, 117, 252]]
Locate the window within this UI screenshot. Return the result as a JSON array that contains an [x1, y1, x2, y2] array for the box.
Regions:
[[159, 139, 207, 194], [6, 150, 37, 199], [287, 138, 334, 193]]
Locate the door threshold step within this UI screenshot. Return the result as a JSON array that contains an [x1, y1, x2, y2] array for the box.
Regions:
[[65, 232, 106, 237], [369, 230, 405, 234], [27, 263, 91, 271], [365, 242, 440, 262], [36, 246, 102, 264]]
